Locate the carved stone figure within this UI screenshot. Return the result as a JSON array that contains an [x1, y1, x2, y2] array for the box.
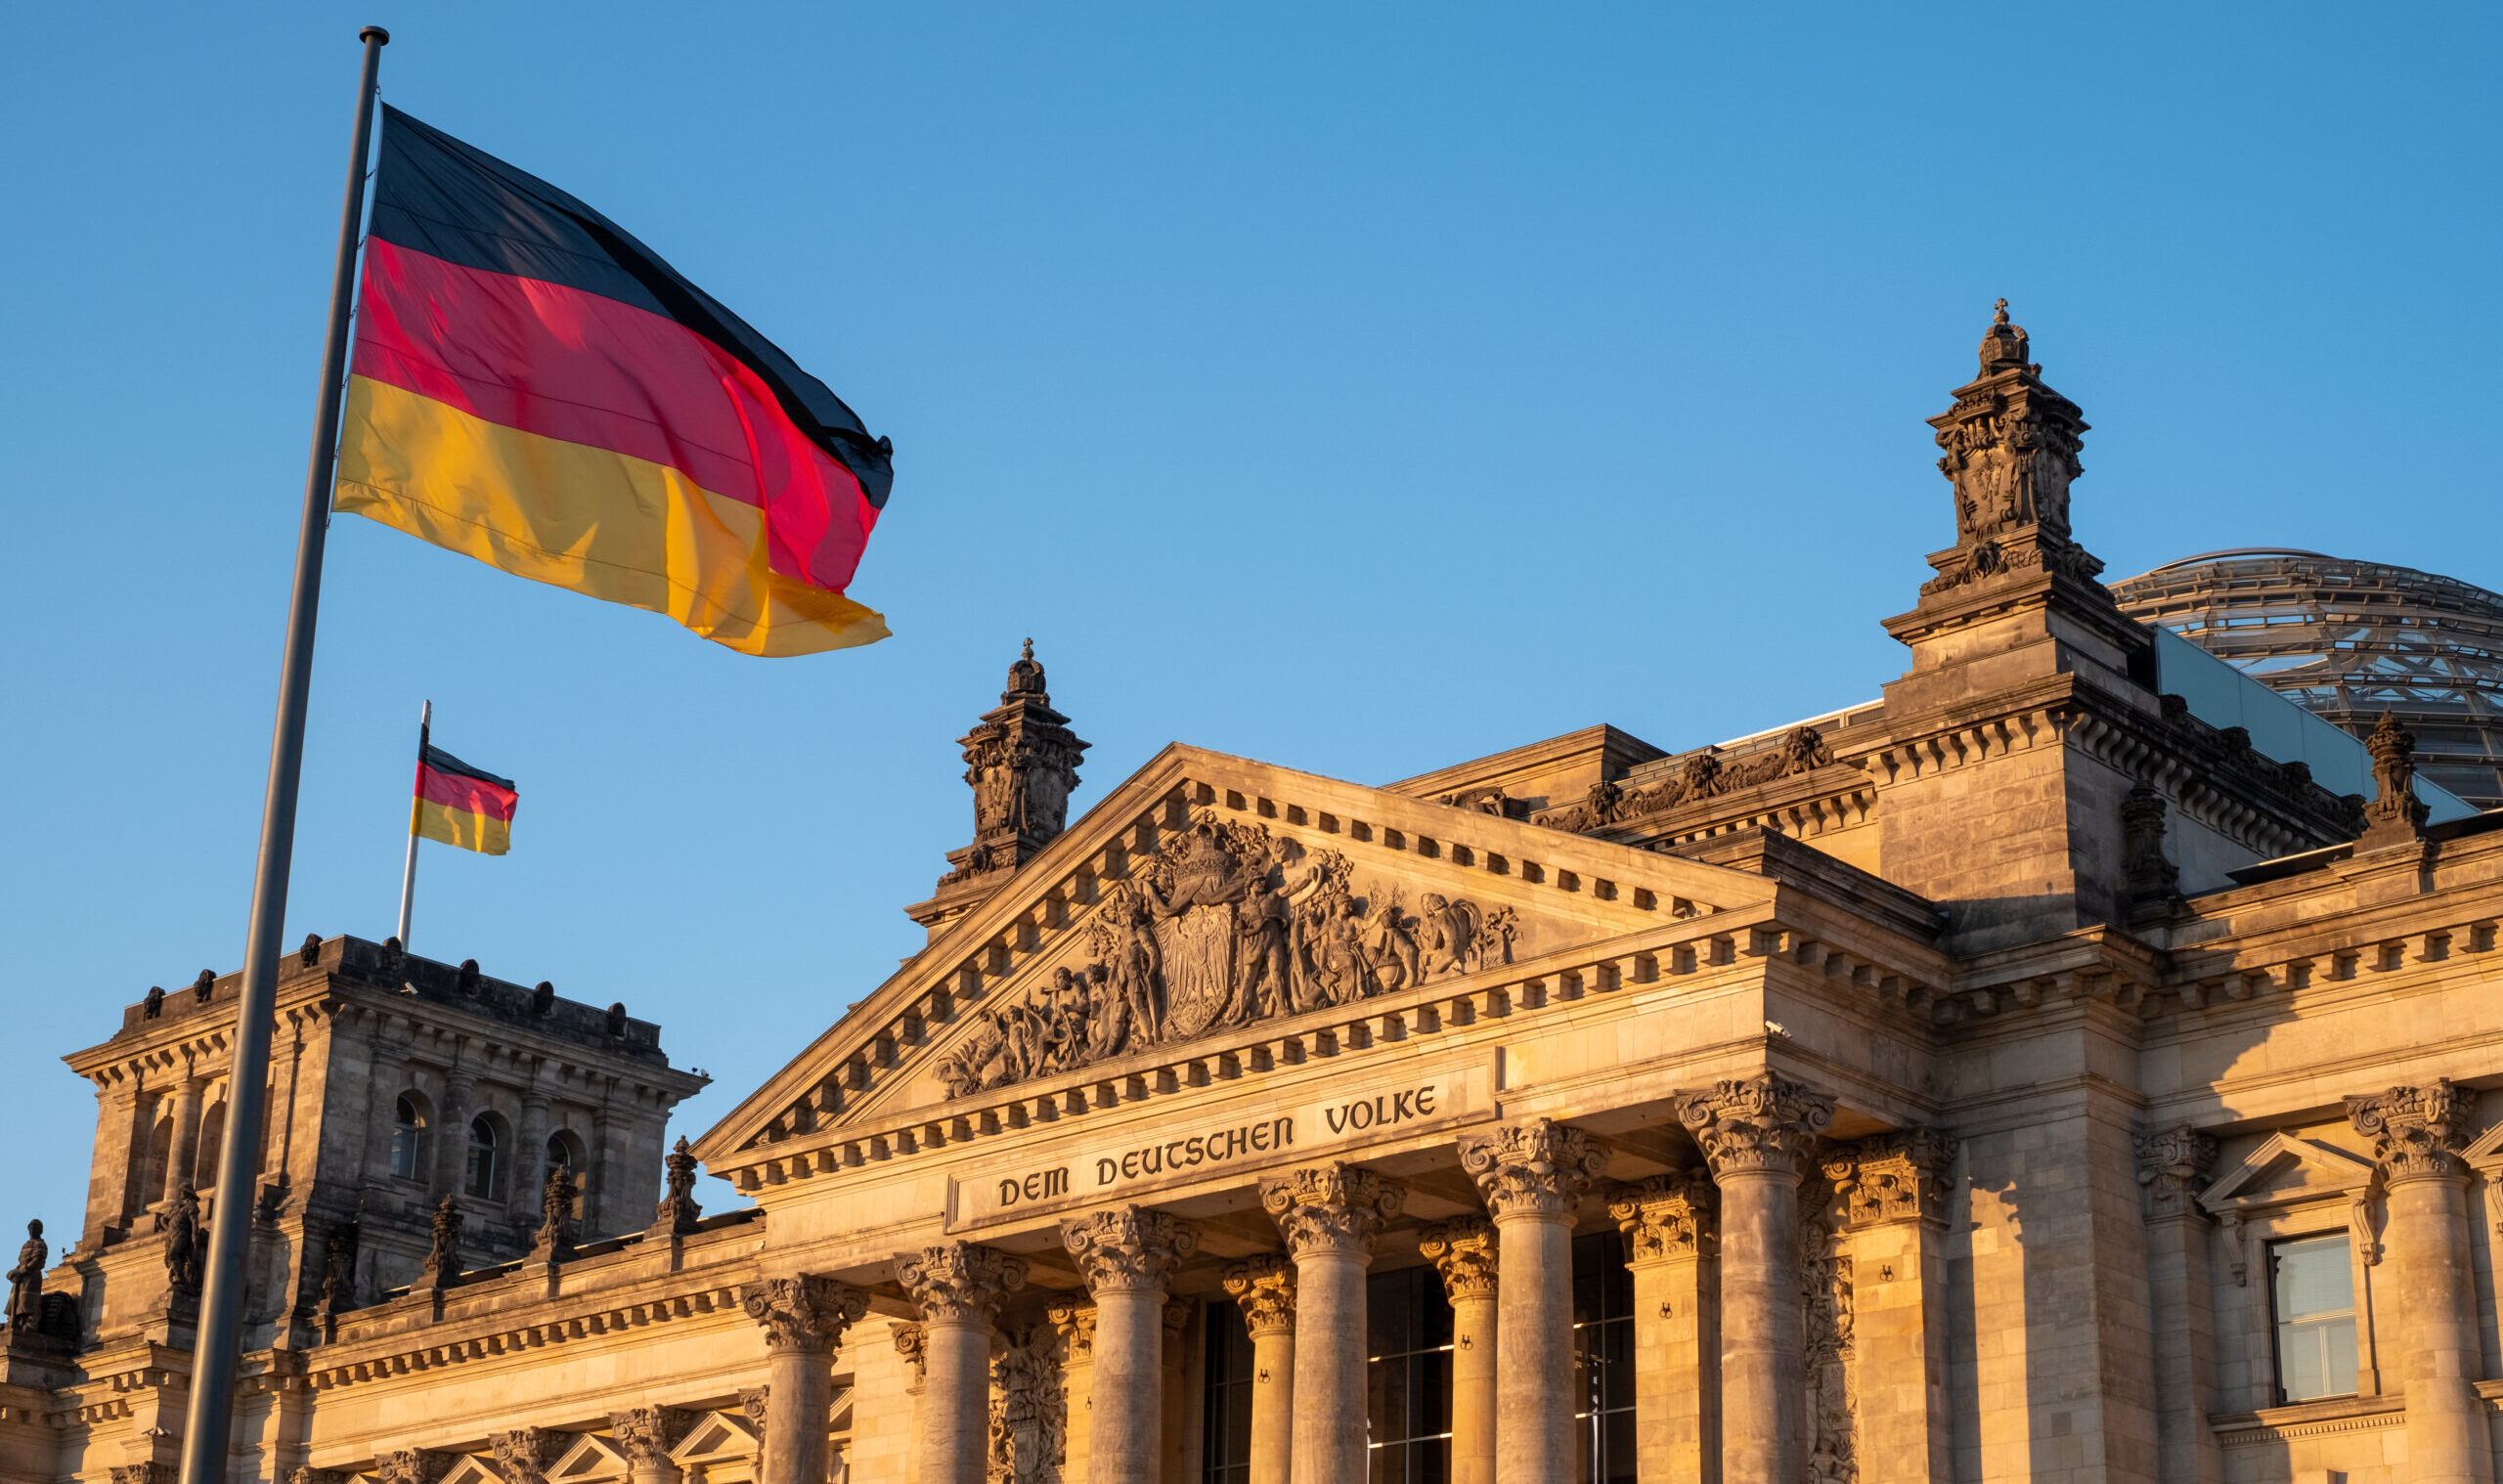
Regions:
[[6, 1219, 44, 1331], [934, 641, 1091, 900], [532, 1167, 576, 1262], [315, 1221, 358, 1318], [2359, 712, 2431, 846], [142, 985, 164, 1020], [1801, 1183, 1857, 1484], [159, 1185, 202, 1292], [935, 809, 1515, 1098], [2121, 783, 2180, 913], [1534, 726, 1837, 834], [1919, 300, 2096, 597], [653, 1135, 703, 1235], [986, 1323, 1066, 1484], [419, 1194, 462, 1288]]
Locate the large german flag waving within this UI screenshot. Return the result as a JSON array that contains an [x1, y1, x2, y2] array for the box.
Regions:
[[335, 107, 894, 656]]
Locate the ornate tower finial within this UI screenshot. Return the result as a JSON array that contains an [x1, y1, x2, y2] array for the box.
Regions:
[[909, 640, 1090, 929], [2358, 711, 2431, 848], [1918, 302, 2096, 599]]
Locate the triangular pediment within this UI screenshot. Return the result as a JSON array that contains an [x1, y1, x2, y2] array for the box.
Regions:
[[672, 1413, 760, 1464], [438, 1459, 506, 1484], [696, 744, 1776, 1169], [2200, 1131, 2377, 1213], [547, 1436, 628, 1484]]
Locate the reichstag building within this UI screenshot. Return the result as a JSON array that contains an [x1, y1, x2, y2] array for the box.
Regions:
[[8, 305, 2503, 1484]]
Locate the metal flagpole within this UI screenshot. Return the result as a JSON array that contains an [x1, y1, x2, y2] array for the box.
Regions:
[[178, 27, 388, 1484], [396, 699, 431, 947]]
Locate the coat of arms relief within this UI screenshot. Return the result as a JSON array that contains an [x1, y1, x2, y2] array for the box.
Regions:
[[935, 811, 1516, 1099]]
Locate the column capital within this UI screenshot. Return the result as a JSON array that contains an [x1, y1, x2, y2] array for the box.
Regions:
[[488, 1430, 560, 1484], [374, 1451, 458, 1484], [1606, 1172, 1715, 1263], [1677, 1073, 1835, 1180], [1046, 1301, 1096, 1361], [736, 1388, 768, 1430], [897, 1241, 1029, 1325], [2132, 1124, 2218, 1219], [1260, 1161, 1404, 1258], [1458, 1117, 1608, 1219], [1164, 1296, 1192, 1337], [609, 1406, 698, 1467], [1062, 1204, 1199, 1294], [2348, 1078, 2478, 1184], [1220, 1254, 1296, 1335], [891, 1321, 927, 1382], [1417, 1217, 1500, 1300], [741, 1274, 868, 1354], [1823, 1127, 1958, 1229]]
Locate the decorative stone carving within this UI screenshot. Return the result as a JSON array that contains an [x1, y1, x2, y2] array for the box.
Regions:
[[741, 1275, 869, 1354], [1220, 1255, 1297, 1334], [530, 1167, 576, 1263], [2358, 713, 2432, 847], [373, 1450, 458, 1484], [1261, 1162, 1404, 1258], [1605, 1173, 1714, 1262], [1045, 1302, 1095, 1362], [2121, 783, 2181, 918], [1060, 1206, 1198, 1294], [1802, 1184, 1857, 1484], [897, 1243, 1029, 1325], [1536, 726, 1838, 832], [1824, 1129, 1957, 1228], [1438, 786, 1527, 819], [1919, 300, 2100, 597], [987, 1322, 1067, 1484], [299, 933, 324, 966], [1679, 1074, 1836, 1179], [315, 1221, 358, 1319], [893, 1322, 927, 1383], [6, 1219, 45, 1331], [611, 1407, 699, 1467], [159, 1184, 203, 1292], [142, 986, 164, 1020], [1457, 1118, 1609, 1218], [738, 1387, 770, 1430], [286, 1468, 348, 1484], [2348, 1078, 2477, 1182], [192, 970, 217, 1003], [111, 1465, 177, 1484], [418, 1194, 462, 1290], [936, 809, 1515, 1097], [2132, 1125, 2218, 1219], [1416, 1217, 1501, 1299], [1163, 1298, 1191, 1338], [490, 1428, 562, 1484], [935, 641, 1092, 894], [652, 1136, 703, 1235]]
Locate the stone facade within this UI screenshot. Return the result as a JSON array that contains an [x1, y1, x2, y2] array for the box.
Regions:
[[9, 306, 2503, 1484]]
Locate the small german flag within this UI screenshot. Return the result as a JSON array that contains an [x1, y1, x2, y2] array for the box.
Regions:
[[414, 745, 518, 855]]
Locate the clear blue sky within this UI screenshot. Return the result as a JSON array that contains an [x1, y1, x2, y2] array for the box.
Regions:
[[4, 5, 2496, 1234]]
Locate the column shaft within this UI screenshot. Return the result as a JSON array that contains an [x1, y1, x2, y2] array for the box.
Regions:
[[1449, 1288, 1500, 1484], [2142, 1213, 2218, 1484], [765, 1345, 832, 1484], [1291, 1249, 1368, 1484], [2389, 1175, 2491, 1484], [162, 1076, 205, 1206], [1460, 1120, 1608, 1484], [1092, 1288, 1164, 1484], [1248, 1324, 1294, 1484], [1718, 1168, 1803, 1484], [920, 1320, 990, 1484]]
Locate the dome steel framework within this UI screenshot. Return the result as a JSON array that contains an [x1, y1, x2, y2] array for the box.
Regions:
[[2109, 549, 2503, 809]]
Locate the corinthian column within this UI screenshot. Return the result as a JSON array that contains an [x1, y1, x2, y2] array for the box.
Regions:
[[1458, 1118, 1609, 1484], [1607, 1175, 1715, 1484], [900, 1243, 1030, 1484], [1064, 1206, 1199, 1484], [1677, 1074, 1833, 1484], [1262, 1164, 1404, 1484], [1418, 1219, 1500, 1484], [2349, 1080, 2492, 1484], [2134, 1125, 2220, 1484], [743, 1275, 868, 1484], [1221, 1258, 1295, 1484], [610, 1408, 697, 1484]]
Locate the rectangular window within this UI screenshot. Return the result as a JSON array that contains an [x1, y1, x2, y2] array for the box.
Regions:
[[1572, 1230, 1637, 1484], [2270, 1234, 2359, 1403], [1368, 1265, 1454, 1484], [1202, 1300, 1253, 1484]]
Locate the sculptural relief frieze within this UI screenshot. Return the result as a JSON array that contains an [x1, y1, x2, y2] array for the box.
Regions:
[[1534, 726, 1838, 835], [937, 811, 1515, 1098]]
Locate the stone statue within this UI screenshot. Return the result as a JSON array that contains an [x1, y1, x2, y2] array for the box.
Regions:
[[1416, 894, 1481, 979], [1366, 899, 1421, 993], [6, 1219, 45, 1331], [316, 1223, 358, 1317], [420, 1194, 463, 1287], [161, 1186, 203, 1292], [533, 1166, 576, 1261]]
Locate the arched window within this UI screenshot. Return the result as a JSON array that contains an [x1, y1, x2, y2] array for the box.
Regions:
[[195, 1102, 228, 1193], [390, 1095, 429, 1180], [138, 1114, 174, 1211], [465, 1115, 504, 1200], [545, 1130, 587, 1218]]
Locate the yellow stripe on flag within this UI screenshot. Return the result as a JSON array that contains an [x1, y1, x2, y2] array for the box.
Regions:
[[415, 797, 512, 855], [334, 375, 889, 657]]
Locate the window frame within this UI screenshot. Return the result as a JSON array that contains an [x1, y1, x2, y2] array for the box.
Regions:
[[464, 1112, 506, 1201], [389, 1092, 432, 1183], [2198, 1131, 2388, 1413], [2265, 1231, 2362, 1405]]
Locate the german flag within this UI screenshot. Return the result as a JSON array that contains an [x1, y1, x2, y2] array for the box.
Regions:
[[334, 107, 894, 656], [414, 745, 519, 855]]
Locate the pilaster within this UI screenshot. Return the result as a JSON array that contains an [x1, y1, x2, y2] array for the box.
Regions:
[[1419, 1219, 1501, 1484], [2132, 1125, 2219, 1484], [1607, 1176, 1715, 1484], [1826, 1129, 1957, 1484]]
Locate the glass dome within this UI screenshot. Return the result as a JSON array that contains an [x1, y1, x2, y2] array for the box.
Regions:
[[2109, 549, 2503, 809]]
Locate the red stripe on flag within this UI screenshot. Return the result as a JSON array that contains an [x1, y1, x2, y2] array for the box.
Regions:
[[351, 238, 878, 594], [417, 761, 518, 822]]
